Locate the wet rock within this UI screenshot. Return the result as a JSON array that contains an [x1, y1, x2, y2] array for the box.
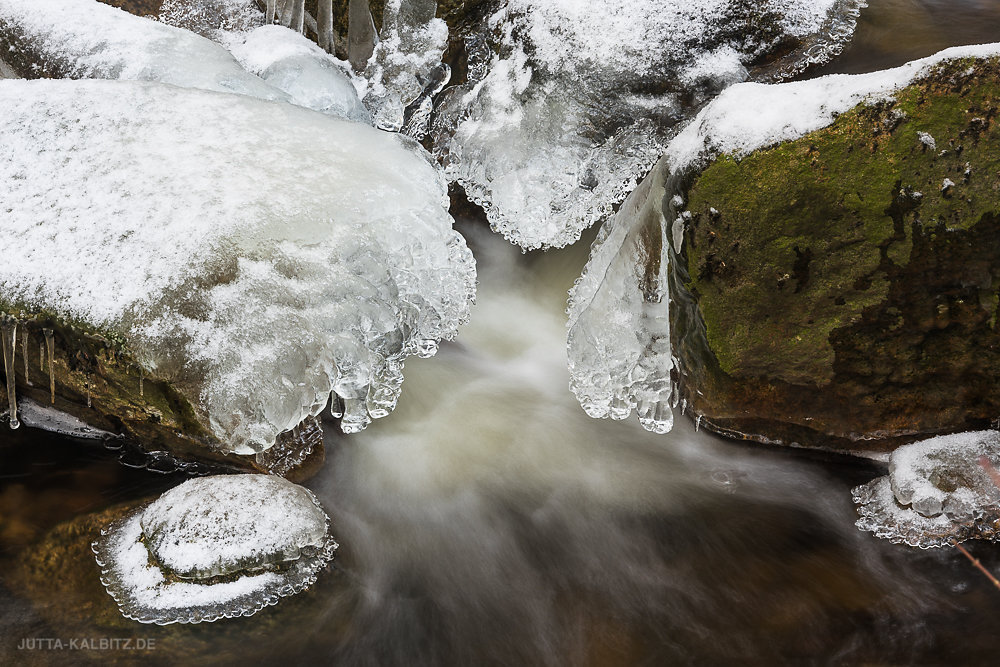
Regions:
[[670, 53, 1000, 453]]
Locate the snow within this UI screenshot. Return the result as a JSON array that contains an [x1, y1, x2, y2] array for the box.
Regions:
[[0, 0, 284, 101], [0, 79, 476, 454], [229, 25, 369, 122], [140, 475, 328, 579], [567, 158, 674, 434], [431, 0, 865, 250], [93, 475, 337, 624], [667, 43, 1000, 174]]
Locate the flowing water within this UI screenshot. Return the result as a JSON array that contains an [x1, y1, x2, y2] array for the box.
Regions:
[[4, 1, 1000, 664]]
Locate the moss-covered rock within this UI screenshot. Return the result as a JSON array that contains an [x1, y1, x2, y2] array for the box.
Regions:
[[673, 56, 1000, 453]]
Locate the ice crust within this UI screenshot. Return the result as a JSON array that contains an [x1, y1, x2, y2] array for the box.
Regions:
[[431, 0, 866, 250], [229, 25, 370, 122], [854, 431, 1000, 548], [0, 78, 476, 454], [567, 158, 674, 434], [568, 43, 1000, 435], [0, 0, 285, 101], [93, 474, 337, 624], [140, 475, 328, 579]]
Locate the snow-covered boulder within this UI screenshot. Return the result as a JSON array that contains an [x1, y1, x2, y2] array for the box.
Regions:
[[431, 0, 865, 250], [93, 474, 337, 624], [0, 78, 475, 460], [0, 0, 285, 101]]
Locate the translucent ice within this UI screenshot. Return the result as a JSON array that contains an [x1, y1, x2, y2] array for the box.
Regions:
[[0, 0, 284, 101], [431, 0, 866, 250], [853, 431, 1000, 547], [93, 474, 337, 624], [567, 159, 674, 434], [0, 79, 476, 454], [363, 0, 448, 132], [229, 25, 370, 122]]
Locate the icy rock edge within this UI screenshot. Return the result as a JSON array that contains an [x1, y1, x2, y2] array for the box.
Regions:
[[853, 431, 1000, 548], [92, 474, 338, 625], [430, 0, 867, 251], [0, 79, 476, 454], [568, 43, 1000, 435]]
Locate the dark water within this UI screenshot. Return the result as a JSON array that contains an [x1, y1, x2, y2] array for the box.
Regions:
[[4, 1, 1000, 665]]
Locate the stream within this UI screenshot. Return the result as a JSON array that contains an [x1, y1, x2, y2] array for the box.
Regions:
[[3, 1, 1000, 665]]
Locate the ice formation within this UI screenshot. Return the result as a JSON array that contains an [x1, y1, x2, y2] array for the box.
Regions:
[[431, 0, 866, 250], [854, 431, 1000, 548], [0, 0, 284, 101], [92, 474, 337, 624], [0, 78, 476, 454], [229, 25, 370, 122], [567, 159, 674, 434], [17, 398, 113, 440], [569, 42, 1000, 434], [363, 0, 449, 133]]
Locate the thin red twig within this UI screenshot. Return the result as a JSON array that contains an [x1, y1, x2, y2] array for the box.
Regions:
[[953, 540, 1000, 591]]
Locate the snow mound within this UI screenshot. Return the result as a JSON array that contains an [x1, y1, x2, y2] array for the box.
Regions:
[[140, 475, 328, 579], [854, 431, 1000, 548], [431, 0, 866, 250], [229, 25, 369, 123], [0, 79, 476, 453], [0, 0, 284, 101], [93, 474, 337, 624]]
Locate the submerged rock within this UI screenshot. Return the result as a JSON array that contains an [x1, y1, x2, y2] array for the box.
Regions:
[[93, 474, 337, 624], [854, 431, 1000, 547], [430, 0, 864, 250], [0, 78, 475, 462]]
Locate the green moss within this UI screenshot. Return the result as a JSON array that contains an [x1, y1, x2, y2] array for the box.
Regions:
[[684, 57, 1000, 386]]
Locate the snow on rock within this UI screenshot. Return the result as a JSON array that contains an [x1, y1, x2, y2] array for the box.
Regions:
[[140, 475, 328, 579], [853, 431, 1000, 548], [667, 43, 1000, 175], [0, 0, 284, 101], [431, 0, 866, 250], [93, 474, 337, 624], [567, 158, 674, 434], [156, 0, 265, 41], [229, 24, 369, 122], [0, 78, 476, 454]]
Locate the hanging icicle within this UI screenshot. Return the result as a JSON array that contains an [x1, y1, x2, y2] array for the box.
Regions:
[[1, 316, 20, 429]]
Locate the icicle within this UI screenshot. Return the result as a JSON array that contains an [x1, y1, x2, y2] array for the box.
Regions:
[[39, 340, 44, 368], [265, 0, 277, 23], [138, 368, 144, 398], [21, 328, 31, 386], [44, 328, 55, 405], [316, 0, 336, 53], [695, 414, 702, 432], [330, 392, 345, 419], [348, 0, 376, 72], [290, 0, 306, 34], [1, 316, 20, 429], [86, 378, 92, 408]]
